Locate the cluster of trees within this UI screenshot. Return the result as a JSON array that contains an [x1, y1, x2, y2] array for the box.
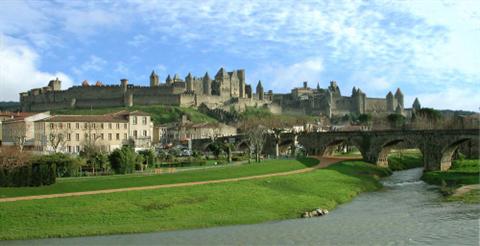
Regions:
[[0, 147, 56, 187]]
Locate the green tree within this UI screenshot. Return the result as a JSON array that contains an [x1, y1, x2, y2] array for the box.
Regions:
[[387, 114, 406, 129], [108, 146, 137, 174]]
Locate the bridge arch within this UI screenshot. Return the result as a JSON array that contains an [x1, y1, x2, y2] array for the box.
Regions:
[[320, 138, 364, 158], [439, 138, 471, 171]]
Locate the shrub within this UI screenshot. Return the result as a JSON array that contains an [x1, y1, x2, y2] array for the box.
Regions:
[[109, 146, 137, 174]]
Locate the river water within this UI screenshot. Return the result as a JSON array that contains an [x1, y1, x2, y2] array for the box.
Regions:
[[7, 168, 480, 245]]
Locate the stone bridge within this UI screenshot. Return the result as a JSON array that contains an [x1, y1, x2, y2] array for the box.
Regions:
[[192, 129, 479, 171]]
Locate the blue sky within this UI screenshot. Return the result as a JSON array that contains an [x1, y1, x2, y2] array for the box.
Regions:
[[0, 0, 479, 111]]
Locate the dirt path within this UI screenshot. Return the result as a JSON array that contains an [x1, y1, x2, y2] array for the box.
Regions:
[[0, 157, 356, 203], [452, 184, 480, 197]]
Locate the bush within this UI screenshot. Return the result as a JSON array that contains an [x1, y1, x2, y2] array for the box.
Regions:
[[0, 163, 56, 187], [34, 153, 84, 177], [109, 146, 137, 174]]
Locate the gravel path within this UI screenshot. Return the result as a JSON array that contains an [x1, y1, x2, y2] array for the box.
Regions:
[[0, 157, 356, 203]]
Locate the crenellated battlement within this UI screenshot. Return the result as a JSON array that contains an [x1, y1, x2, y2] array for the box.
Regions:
[[20, 67, 271, 112]]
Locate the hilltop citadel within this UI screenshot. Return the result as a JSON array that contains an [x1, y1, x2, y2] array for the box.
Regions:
[[20, 68, 420, 117]]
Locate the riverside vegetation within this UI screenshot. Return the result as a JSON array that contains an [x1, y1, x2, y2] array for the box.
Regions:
[[0, 160, 391, 240], [422, 158, 480, 203]]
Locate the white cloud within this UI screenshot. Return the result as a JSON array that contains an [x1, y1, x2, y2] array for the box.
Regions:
[[72, 55, 107, 76], [0, 36, 73, 101], [128, 34, 149, 47], [251, 57, 324, 92]]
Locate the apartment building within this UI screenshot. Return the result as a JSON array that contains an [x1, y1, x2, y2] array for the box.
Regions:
[[33, 111, 153, 153]]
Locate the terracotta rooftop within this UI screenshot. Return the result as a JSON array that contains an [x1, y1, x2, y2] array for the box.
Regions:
[[39, 110, 150, 123]]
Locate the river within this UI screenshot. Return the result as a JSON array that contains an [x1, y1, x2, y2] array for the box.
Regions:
[[6, 168, 480, 245]]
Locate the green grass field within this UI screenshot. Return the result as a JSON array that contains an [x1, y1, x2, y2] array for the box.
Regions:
[[0, 161, 390, 240], [0, 158, 318, 199], [52, 105, 217, 125]]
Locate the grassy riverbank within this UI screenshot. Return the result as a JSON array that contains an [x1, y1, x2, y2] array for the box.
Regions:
[[0, 161, 390, 240], [387, 151, 423, 171], [422, 159, 480, 203], [0, 158, 318, 199]]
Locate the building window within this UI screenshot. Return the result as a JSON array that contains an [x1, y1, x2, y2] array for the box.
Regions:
[[67, 146, 72, 153], [109, 123, 112, 129], [100, 133, 104, 140], [76, 133, 80, 141], [76, 123, 79, 129], [124, 123, 128, 129], [67, 133, 71, 141], [142, 117, 147, 125], [93, 123, 96, 129], [76, 146, 80, 153], [84, 122, 88, 129], [133, 130, 138, 139], [143, 130, 147, 137], [67, 123, 71, 129], [85, 133, 89, 139], [133, 116, 137, 125], [101, 123, 104, 129], [50, 123, 54, 129], [124, 133, 127, 139], [108, 133, 112, 140], [59, 123, 63, 129], [116, 133, 120, 140], [93, 133, 96, 140], [116, 123, 120, 129]]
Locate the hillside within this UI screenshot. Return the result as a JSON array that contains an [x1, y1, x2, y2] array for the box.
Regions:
[[52, 105, 217, 125]]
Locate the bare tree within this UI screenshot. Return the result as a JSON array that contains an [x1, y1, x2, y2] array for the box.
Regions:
[[48, 127, 71, 153]]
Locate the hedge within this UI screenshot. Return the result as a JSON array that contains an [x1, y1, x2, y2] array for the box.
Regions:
[[0, 163, 56, 187]]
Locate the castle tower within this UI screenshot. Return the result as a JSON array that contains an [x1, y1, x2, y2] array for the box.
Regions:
[[186, 73, 193, 91], [328, 81, 341, 97], [412, 97, 421, 111], [303, 81, 308, 89], [353, 88, 366, 114], [352, 86, 357, 96], [48, 78, 62, 91], [173, 74, 181, 83], [120, 79, 128, 93], [166, 75, 172, 85], [386, 91, 394, 112], [256, 80, 264, 100], [229, 70, 239, 97], [238, 69, 246, 98], [202, 72, 211, 95], [395, 104, 404, 115], [245, 84, 252, 98], [150, 70, 159, 87], [394, 88, 404, 108], [215, 67, 230, 96]]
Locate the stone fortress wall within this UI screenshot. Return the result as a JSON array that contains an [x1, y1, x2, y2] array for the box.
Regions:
[[273, 81, 408, 117], [20, 68, 271, 112], [20, 67, 414, 118]]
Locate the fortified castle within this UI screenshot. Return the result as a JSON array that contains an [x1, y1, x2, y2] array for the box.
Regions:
[[273, 81, 413, 118], [20, 68, 416, 118], [20, 68, 272, 112]]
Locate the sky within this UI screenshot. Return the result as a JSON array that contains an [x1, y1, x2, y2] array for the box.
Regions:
[[0, 0, 479, 111]]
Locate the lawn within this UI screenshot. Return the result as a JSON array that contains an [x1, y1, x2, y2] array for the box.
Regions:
[[52, 105, 217, 125], [0, 158, 318, 198], [0, 161, 390, 240]]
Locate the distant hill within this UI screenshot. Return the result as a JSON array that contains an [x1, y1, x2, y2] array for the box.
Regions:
[[0, 101, 20, 111]]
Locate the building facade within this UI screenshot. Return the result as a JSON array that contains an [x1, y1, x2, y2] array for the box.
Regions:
[[33, 111, 153, 153], [2, 112, 51, 149]]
